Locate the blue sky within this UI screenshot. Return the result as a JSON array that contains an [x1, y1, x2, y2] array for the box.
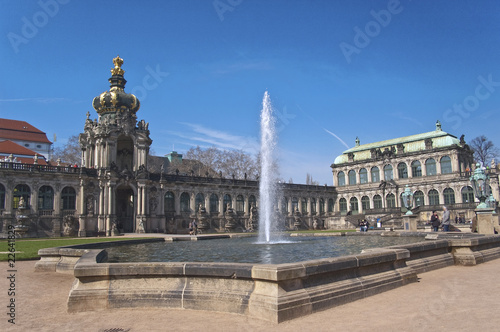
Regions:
[[1, 0, 499, 185]]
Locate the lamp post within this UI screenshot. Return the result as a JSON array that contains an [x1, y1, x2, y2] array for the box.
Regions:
[[469, 163, 490, 209], [401, 185, 417, 231], [401, 185, 414, 215]]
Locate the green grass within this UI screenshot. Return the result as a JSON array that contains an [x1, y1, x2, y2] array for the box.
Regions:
[[0, 237, 153, 261]]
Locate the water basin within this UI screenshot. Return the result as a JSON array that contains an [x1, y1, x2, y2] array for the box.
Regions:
[[104, 235, 425, 264]]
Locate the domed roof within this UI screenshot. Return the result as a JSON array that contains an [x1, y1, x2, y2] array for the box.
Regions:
[[92, 56, 140, 114]]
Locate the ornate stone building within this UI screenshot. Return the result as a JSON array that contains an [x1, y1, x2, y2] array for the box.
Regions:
[[0, 56, 336, 237], [331, 121, 499, 224]]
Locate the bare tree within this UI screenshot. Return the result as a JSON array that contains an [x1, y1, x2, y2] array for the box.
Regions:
[[52, 135, 81, 164], [469, 135, 499, 166], [306, 173, 319, 185], [184, 146, 259, 179]]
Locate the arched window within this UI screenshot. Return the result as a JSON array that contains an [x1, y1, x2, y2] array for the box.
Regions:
[[444, 188, 455, 205], [292, 197, 298, 211], [319, 198, 325, 214], [428, 189, 440, 206], [359, 168, 368, 184], [386, 193, 396, 208], [13, 184, 30, 209], [411, 161, 422, 177], [164, 191, 175, 213], [440, 156, 452, 174], [0, 183, 5, 210], [223, 194, 232, 212], [61, 186, 76, 210], [414, 190, 424, 207], [361, 196, 370, 210], [350, 197, 359, 214], [337, 171, 346, 186], [301, 198, 308, 213], [249, 195, 256, 209], [426, 158, 436, 176], [180, 192, 190, 212], [210, 193, 219, 213], [236, 195, 244, 212], [384, 164, 393, 180], [348, 170, 356, 185], [373, 195, 382, 209], [282, 197, 288, 213], [328, 198, 334, 212], [371, 166, 380, 182], [311, 198, 317, 214], [339, 198, 347, 214], [461, 186, 474, 204], [397, 162, 408, 179], [38, 185, 54, 210], [195, 193, 204, 211]]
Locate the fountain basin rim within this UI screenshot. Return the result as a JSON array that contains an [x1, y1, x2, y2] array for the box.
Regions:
[[36, 233, 500, 323]]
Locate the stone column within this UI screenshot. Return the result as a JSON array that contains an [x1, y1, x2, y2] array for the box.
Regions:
[[106, 184, 114, 236], [288, 197, 293, 216], [137, 186, 142, 215], [190, 192, 195, 213], [141, 186, 146, 217], [475, 208, 498, 234], [218, 195, 224, 217], [98, 184, 105, 232], [31, 186, 39, 214], [78, 181, 86, 237], [174, 190, 181, 216], [402, 214, 418, 231], [244, 195, 250, 216]]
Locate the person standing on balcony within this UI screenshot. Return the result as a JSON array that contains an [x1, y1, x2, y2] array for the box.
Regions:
[[442, 206, 451, 232]]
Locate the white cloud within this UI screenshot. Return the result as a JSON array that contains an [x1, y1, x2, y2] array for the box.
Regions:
[[166, 122, 260, 154]]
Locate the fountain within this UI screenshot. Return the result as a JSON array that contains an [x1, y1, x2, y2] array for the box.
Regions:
[[258, 91, 281, 243], [38, 93, 467, 324]]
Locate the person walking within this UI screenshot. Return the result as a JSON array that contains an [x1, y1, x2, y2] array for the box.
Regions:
[[442, 206, 451, 232], [430, 210, 440, 232]]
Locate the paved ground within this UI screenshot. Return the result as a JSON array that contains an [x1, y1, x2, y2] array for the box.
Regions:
[[1, 256, 500, 332]]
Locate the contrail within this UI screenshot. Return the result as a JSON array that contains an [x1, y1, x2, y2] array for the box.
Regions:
[[323, 128, 350, 149], [295, 104, 351, 150]]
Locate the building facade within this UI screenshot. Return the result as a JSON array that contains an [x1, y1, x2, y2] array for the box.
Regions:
[[0, 118, 53, 160], [0, 56, 336, 237], [331, 122, 499, 225]]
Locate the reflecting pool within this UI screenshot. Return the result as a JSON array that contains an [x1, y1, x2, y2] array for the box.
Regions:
[[105, 235, 424, 264]]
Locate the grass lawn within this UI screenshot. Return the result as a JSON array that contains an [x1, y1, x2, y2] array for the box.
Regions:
[[0, 237, 153, 261]]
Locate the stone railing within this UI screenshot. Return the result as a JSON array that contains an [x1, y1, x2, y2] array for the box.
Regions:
[[38, 210, 54, 216]]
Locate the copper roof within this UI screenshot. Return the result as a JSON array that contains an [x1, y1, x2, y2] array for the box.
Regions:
[[0, 118, 52, 144]]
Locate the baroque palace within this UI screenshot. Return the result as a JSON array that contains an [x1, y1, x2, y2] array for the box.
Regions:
[[0, 57, 335, 237], [0, 57, 498, 237], [331, 122, 499, 225]]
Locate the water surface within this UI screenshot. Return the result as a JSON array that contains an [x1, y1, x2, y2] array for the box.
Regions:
[[105, 235, 424, 264]]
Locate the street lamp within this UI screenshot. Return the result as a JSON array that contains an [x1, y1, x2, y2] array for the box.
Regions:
[[469, 163, 491, 209], [401, 184, 414, 215]]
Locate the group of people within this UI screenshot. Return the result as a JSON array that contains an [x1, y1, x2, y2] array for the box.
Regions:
[[430, 206, 451, 232], [359, 219, 370, 232]]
